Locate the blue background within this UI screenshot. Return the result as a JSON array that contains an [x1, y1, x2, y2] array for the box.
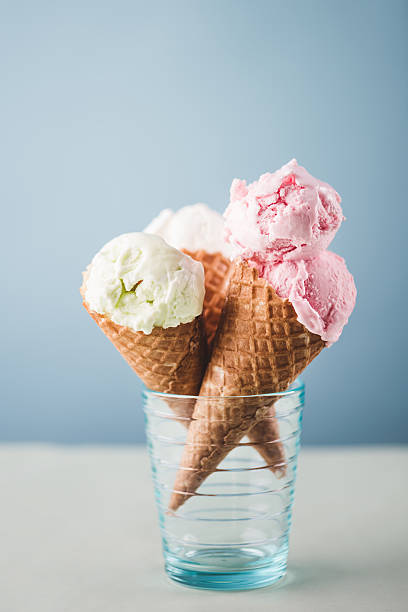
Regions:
[[2, 0, 407, 444]]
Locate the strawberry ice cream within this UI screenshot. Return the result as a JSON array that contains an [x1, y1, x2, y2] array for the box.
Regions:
[[254, 251, 356, 344], [224, 159, 344, 263], [225, 159, 356, 345]]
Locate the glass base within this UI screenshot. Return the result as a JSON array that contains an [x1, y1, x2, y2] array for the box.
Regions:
[[164, 547, 288, 591]]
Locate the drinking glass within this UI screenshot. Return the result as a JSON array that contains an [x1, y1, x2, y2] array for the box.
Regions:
[[143, 380, 304, 590]]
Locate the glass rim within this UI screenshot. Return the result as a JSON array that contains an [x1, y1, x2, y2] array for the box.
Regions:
[[143, 378, 304, 401]]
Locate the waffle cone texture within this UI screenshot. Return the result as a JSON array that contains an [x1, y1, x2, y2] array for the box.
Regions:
[[183, 249, 288, 475], [81, 282, 207, 419], [182, 250, 232, 349], [169, 259, 325, 511]]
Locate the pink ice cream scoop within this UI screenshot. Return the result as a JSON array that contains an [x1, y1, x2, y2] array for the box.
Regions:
[[253, 250, 356, 344], [224, 159, 344, 263]]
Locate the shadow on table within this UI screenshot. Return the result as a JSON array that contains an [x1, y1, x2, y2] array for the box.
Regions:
[[269, 557, 404, 594], [284, 562, 357, 591]]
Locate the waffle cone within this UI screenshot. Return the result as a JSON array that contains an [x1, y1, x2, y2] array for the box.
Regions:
[[169, 259, 325, 511], [81, 286, 207, 419]]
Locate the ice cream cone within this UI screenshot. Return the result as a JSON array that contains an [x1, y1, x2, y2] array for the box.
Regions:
[[80, 233, 208, 419], [169, 259, 325, 511]]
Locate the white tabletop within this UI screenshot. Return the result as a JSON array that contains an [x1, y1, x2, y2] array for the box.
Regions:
[[0, 445, 406, 612]]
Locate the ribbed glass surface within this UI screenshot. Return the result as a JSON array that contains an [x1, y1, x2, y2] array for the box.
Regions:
[[143, 381, 304, 590]]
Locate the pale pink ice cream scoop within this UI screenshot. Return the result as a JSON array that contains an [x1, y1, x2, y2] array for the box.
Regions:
[[225, 159, 344, 263], [254, 251, 356, 344]]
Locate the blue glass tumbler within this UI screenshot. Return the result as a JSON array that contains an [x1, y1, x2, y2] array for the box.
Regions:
[[143, 380, 304, 590]]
